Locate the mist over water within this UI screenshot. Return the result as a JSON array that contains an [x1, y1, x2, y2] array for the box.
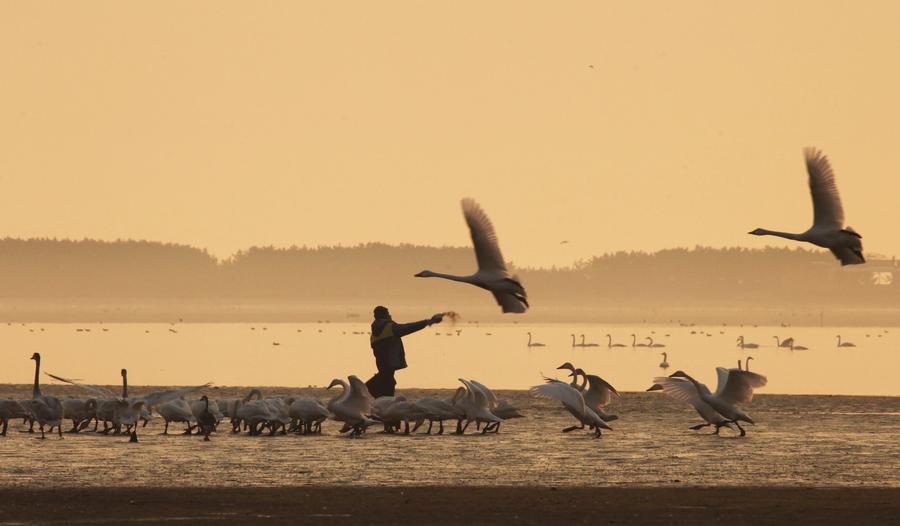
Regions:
[[1, 322, 896, 396]]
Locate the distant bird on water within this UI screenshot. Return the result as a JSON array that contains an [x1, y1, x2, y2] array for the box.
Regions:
[[749, 148, 864, 266], [659, 352, 670, 370], [736, 336, 759, 349], [527, 332, 545, 347], [836, 335, 856, 348], [415, 198, 528, 313]]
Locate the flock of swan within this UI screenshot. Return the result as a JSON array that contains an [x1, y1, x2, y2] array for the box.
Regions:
[[0, 348, 771, 442]]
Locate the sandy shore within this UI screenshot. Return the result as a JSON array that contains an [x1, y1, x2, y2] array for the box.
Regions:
[[2, 487, 899, 525]]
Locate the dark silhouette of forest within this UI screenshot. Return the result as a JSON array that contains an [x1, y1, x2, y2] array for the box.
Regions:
[[0, 238, 896, 321]]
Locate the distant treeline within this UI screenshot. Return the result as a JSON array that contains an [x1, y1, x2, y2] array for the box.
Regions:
[[0, 238, 896, 307]]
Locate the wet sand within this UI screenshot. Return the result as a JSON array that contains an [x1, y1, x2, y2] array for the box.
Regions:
[[2, 486, 899, 525]]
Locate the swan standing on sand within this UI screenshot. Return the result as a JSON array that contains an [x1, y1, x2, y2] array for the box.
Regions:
[[737, 336, 759, 349], [156, 399, 197, 434], [749, 148, 864, 266], [0, 399, 28, 436], [196, 396, 217, 441], [659, 353, 670, 370], [415, 198, 528, 313], [455, 379, 502, 434], [327, 376, 377, 437], [28, 353, 63, 439], [527, 332, 545, 347], [837, 335, 856, 348], [606, 335, 626, 348], [571, 368, 619, 423]]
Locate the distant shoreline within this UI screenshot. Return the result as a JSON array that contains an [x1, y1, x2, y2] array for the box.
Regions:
[[2, 298, 900, 326]]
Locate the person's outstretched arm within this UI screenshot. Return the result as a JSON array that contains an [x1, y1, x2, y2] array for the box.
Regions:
[[393, 314, 443, 337]]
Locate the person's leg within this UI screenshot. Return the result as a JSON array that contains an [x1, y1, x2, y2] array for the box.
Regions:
[[386, 369, 396, 396]]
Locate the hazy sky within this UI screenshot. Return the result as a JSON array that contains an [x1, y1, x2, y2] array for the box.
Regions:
[[1, 2, 898, 268]]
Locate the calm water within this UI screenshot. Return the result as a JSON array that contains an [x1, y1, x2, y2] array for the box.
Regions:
[[0, 387, 898, 488], [0, 322, 897, 395]]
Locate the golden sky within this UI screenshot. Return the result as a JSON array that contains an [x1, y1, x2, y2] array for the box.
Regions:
[[1, 2, 898, 268]]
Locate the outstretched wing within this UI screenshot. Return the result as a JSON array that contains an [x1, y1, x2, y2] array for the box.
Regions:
[[585, 374, 619, 407], [44, 373, 116, 397], [829, 246, 865, 266], [714, 367, 767, 405], [492, 291, 528, 313], [462, 198, 508, 273], [805, 147, 845, 230], [530, 382, 586, 418], [654, 376, 703, 405], [347, 375, 374, 414], [137, 384, 212, 408]]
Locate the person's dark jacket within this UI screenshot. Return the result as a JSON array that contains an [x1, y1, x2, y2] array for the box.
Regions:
[[370, 318, 433, 371]]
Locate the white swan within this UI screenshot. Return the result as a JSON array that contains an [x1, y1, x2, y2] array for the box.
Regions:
[[580, 335, 600, 347], [61, 398, 97, 433], [773, 336, 794, 348], [0, 399, 28, 436], [837, 335, 856, 348], [736, 336, 759, 349], [455, 379, 501, 433], [606, 334, 626, 348], [530, 380, 611, 438], [28, 353, 63, 439], [647, 377, 733, 434], [659, 352, 670, 370], [655, 367, 767, 436], [416, 395, 464, 435], [156, 399, 197, 434], [326, 376, 377, 437], [527, 332, 545, 347], [749, 148, 864, 266], [571, 368, 619, 422], [631, 334, 649, 348], [288, 397, 331, 434], [468, 379, 522, 433], [415, 198, 528, 313]]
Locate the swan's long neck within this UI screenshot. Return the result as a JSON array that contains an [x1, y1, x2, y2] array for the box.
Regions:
[[528, 333, 533, 345], [738, 360, 742, 370], [329, 381, 349, 405], [122, 371, 128, 398], [753, 229, 806, 241], [243, 388, 262, 402], [607, 335, 612, 347], [420, 271, 475, 284], [745, 357, 753, 371], [662, 352, 667, 360], [571, 335, 576, 346], [32, 356, 41, 398], [577, 373, 587, 391], [837, 335, 841, 345], [204, 398, 210, 412], [631, 335, 636, 346], [580, 335, 586, 345], [647, 337, 654, 346]]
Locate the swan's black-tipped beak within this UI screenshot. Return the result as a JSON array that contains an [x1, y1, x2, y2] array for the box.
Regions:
[[646, 384, 663, 391], [414, 271, 427, 277]]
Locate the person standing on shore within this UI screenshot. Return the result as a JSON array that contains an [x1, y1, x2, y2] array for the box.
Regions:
[[365, 306, 443, 398]]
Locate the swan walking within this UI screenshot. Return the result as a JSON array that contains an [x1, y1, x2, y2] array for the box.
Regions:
[[454, 379, 501, 434], [415, 198, 528, 313], [530, 380, 611, 438], [156, 399, 197, 434], [28, 353, 63, 439], [653, 367, 767, 436], [415, 395, 464, 435], [749, 148, 864, 265], [736, 336, 759, 349], [288, 397, 331, 434]]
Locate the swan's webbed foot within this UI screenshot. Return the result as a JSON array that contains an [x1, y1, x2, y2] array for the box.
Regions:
[[689, 423, 710, 431]]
